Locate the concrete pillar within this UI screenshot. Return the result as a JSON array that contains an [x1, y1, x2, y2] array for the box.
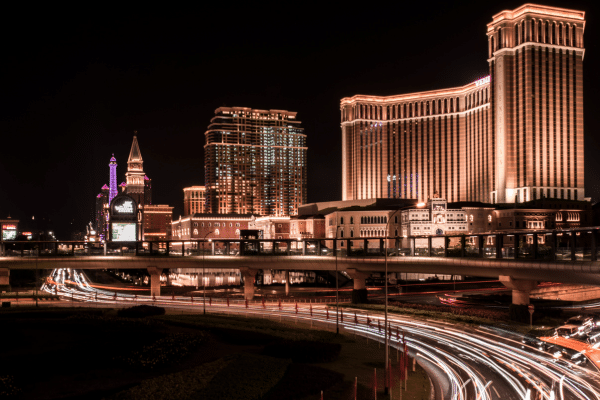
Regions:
[[285, 270, 290, 296], [0, 268, 9, 287], [346, 268, 370, 304], [147, 267, 162, 297], [240, 267, 258, 300], [499, 275, 538, 305], [346, 269, 369, 290]]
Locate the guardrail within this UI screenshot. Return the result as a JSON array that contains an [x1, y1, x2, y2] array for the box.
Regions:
[[1, 227, 599, 262]]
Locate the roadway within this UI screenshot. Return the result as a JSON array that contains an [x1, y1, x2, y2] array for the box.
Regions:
[[18, 268, 600, 399], [3, 254, 600, 286]]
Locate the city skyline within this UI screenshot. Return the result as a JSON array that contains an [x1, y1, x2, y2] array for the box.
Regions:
[[2, 1, 600, 238]]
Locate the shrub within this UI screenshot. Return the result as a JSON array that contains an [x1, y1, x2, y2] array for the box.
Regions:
[[117, 305, 165, 318], [262, 340, 341, 363], [352, 289, 368, 304], [509, 304, 530, 323]]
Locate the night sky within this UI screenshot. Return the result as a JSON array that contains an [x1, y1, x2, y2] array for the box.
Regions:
[[2, 1, 600, 239]]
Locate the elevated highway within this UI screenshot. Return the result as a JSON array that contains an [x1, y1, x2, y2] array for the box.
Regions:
[[2, 228, 599, 303]]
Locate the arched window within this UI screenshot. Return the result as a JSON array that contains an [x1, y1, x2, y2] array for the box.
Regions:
[[350, 217, 354, 224], [572, 25, 577, 47], [340, 217, 344, 225], [350, 230, 354, 238]]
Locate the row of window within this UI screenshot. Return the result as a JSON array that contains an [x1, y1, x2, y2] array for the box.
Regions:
[[492, 19, 579, 55]]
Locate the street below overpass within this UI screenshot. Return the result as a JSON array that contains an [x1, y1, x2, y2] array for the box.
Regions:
[[9, 268, 598, 399]]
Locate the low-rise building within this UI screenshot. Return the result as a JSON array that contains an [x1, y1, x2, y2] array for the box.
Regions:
[[171, 213, 254, 240], [289, 214, 326, 240], [183, 186, 206, 215], [143, 205, 174, 241]]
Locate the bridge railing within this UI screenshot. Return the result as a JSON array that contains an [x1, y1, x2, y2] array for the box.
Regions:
[[1, 227, 599, 262]]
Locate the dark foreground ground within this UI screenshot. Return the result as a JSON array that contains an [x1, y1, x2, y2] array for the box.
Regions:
[[0, 307, 430, 400]]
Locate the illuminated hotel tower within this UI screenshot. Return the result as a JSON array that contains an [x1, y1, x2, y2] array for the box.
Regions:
[[109, 154, 118, 204], [204, 107, 307, 216], [125, 134, 146, 206], [487, 4, 585, 203], [340, 4, 585, 204]]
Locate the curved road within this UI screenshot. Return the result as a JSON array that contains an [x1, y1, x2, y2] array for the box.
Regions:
[[41, 268, 600, 400]]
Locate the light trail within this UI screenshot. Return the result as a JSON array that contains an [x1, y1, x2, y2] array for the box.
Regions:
[[39, 268, 600, 400]]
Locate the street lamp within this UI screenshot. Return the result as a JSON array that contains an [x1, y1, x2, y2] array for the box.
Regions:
[[335, 225, 341, 335], [202, 230, 214, 315], [384, 202, 424, 394]]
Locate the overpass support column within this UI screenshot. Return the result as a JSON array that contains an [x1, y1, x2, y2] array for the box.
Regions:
[[285, 270, 290, 296], [346, 268, 370, 303], [147, 267, 162, 297], [499, 275, 538, 305], [0, 268, 9, 289], [240, 267, 259, 301]]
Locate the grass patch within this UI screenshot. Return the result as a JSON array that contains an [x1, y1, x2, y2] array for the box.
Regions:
[[116, 332, 206, 370], [117, 305, 165, 318], [263, 340, 341, 363], [109, 357, 231, 400], [156, 314, 335, 343], [262, 363, 344, 400], [336, 303, 542, 335], [198, 354, 290, 400]]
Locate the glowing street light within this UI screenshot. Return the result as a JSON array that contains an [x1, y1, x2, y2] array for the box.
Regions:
[[384, 201, 424, 394], [203, 230, 214, 315]]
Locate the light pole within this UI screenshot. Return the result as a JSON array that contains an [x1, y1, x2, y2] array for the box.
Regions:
[[384, 202, 424, 395], [335, 225, 341, 334], [202, 230, 214, 315]]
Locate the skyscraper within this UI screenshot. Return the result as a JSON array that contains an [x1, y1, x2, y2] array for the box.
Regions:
[[204, 107, 307, 216], [340, 4, 585, 204]]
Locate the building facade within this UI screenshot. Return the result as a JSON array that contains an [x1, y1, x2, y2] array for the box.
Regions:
[[204, 107, 307, 216], [183, 186, 206, 215], [142, 205, 174, 241], [341, 4, 586, 205], [171, 214, 254, 241]]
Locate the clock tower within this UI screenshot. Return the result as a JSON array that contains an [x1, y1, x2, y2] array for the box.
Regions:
[[125, 133, 146, 206]]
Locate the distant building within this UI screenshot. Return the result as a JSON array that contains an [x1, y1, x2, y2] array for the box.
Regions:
[[144, 175, 152, 205], [171, 214, 254, 241], [204, 107, 307, 216], [290, 215, 326, 240], [249, 216, 291, 240], [183, 186, 206, 215], [142, 205, 173, 241], [493, 199, 592, 232], [0, 217, 19, 241], [125, 134, 149, 207], [399, 198, 468, 237]]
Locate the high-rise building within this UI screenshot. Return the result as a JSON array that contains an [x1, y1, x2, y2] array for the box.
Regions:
[[183, 186, 206, 215], [144, 175, 152, 205], [204, 107, 307, 216], [340, 4, 585, 204]]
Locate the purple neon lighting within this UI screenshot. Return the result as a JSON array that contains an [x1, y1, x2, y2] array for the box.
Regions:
[[109, 154, 118, 204]]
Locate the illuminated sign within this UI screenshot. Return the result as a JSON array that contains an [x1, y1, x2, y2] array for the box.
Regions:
[[2, 230, 16, 241], [114, 200, 134, 214], [112, 223, 136, 241], [2, 224, 16, 230], [475, 76, 490, 87]]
